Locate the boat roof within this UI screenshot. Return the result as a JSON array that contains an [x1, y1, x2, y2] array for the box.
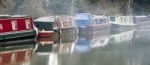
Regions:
[[93, 15, 107, 19], [34, 16, 55, 22], [10, 15, 31, 18], [75, 13, 91, 20], [134, 16, 147, 17]]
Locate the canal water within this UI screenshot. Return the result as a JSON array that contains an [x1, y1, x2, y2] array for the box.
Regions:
[[1, 29, 150, 65]]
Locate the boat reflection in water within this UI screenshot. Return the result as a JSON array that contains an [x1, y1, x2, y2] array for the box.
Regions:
[[74, 31, 110, 53], [0, 38, 36, 47], [134, 29, 150, 39], [31, 28, 78, 65], [54, 29, 78, 54], [32, 43, 58, 65], [110, 29, 135, 44], [55, 29, 110, 54], [0, 39, 36, 65], [38, 36, 54, 45]]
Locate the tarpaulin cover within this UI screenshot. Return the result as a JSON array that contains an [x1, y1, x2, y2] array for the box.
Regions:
[[75, 13, 92, 28]]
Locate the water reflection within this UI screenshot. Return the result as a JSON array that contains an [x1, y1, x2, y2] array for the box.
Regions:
[[110, 29, 135, 44], [0, 39, 36, 65], [31, 43, 58, 65], [1, 29, 150, 65], [74, 31, 110, 53]]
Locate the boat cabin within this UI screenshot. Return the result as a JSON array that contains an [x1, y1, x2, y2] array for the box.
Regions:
[[92, 15, 109, 24], [91, 15, 110, 30], [75, 13, 92, 28], [34, 16, 56, 31], [55, 16, 76, 29], [133, 16, 148, 23], [0, 15, 36, 41]]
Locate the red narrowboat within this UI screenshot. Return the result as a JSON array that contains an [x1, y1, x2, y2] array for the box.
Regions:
[[0, 15, 37, 41]]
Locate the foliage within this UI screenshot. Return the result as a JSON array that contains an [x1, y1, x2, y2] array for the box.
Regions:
[[87, 0, 100, 4], [0, 0, 150, 17]]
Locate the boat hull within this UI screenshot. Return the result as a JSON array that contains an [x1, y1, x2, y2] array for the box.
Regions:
[[78, 24, 110, 35], [38, 31, 54, 38], [38, 31, 55, 45], [111, 23, 135, 31], [0, 30, 36, 42], [136, 22, 150, 29]]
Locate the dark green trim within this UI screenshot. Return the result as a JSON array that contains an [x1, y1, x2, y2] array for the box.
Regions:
[[0, 44, 35, 52], [0, 15, 10, 19], [4, 31, 36, 40], [0, 35, 4, 40]]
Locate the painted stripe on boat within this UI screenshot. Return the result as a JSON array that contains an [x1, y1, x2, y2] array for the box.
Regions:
[[0, 30, 35, 35]]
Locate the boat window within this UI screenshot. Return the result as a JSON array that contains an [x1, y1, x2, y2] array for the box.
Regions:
[[110, 16, 115, 22], [103, 18, 107, 23], [0, 24, 3, 30], [11, 20, 18, 30], [124, 18, 126, 23], [100, 40, 105, 43], [25, 19, 31, 29], [95, 19, 102, 24], [55, 18, 63, 28], [63, 20, 69, 27]]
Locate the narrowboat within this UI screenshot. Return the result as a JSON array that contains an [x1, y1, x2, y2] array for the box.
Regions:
[[109, 16, 136, 30], [89, 15, 110, 34], [34, 16, 78, 44], [34, 16, 56, 42], [75, 13, 92, 33], [0, 15, 37, 41], [0, 44, 35, 65], [75, 13, 110, 34], [90, 15, 110, 29], [54, 16, 78, 35], [55, 16, 77, 30], [133, 16, 150, 29]]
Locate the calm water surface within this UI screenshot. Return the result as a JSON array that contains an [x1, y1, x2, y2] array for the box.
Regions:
[[1, 29, 150, 65]]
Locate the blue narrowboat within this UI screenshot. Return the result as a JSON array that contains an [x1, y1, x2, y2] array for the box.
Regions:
[[75, 13, 110, 34], [75, 13, 92, 33]]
